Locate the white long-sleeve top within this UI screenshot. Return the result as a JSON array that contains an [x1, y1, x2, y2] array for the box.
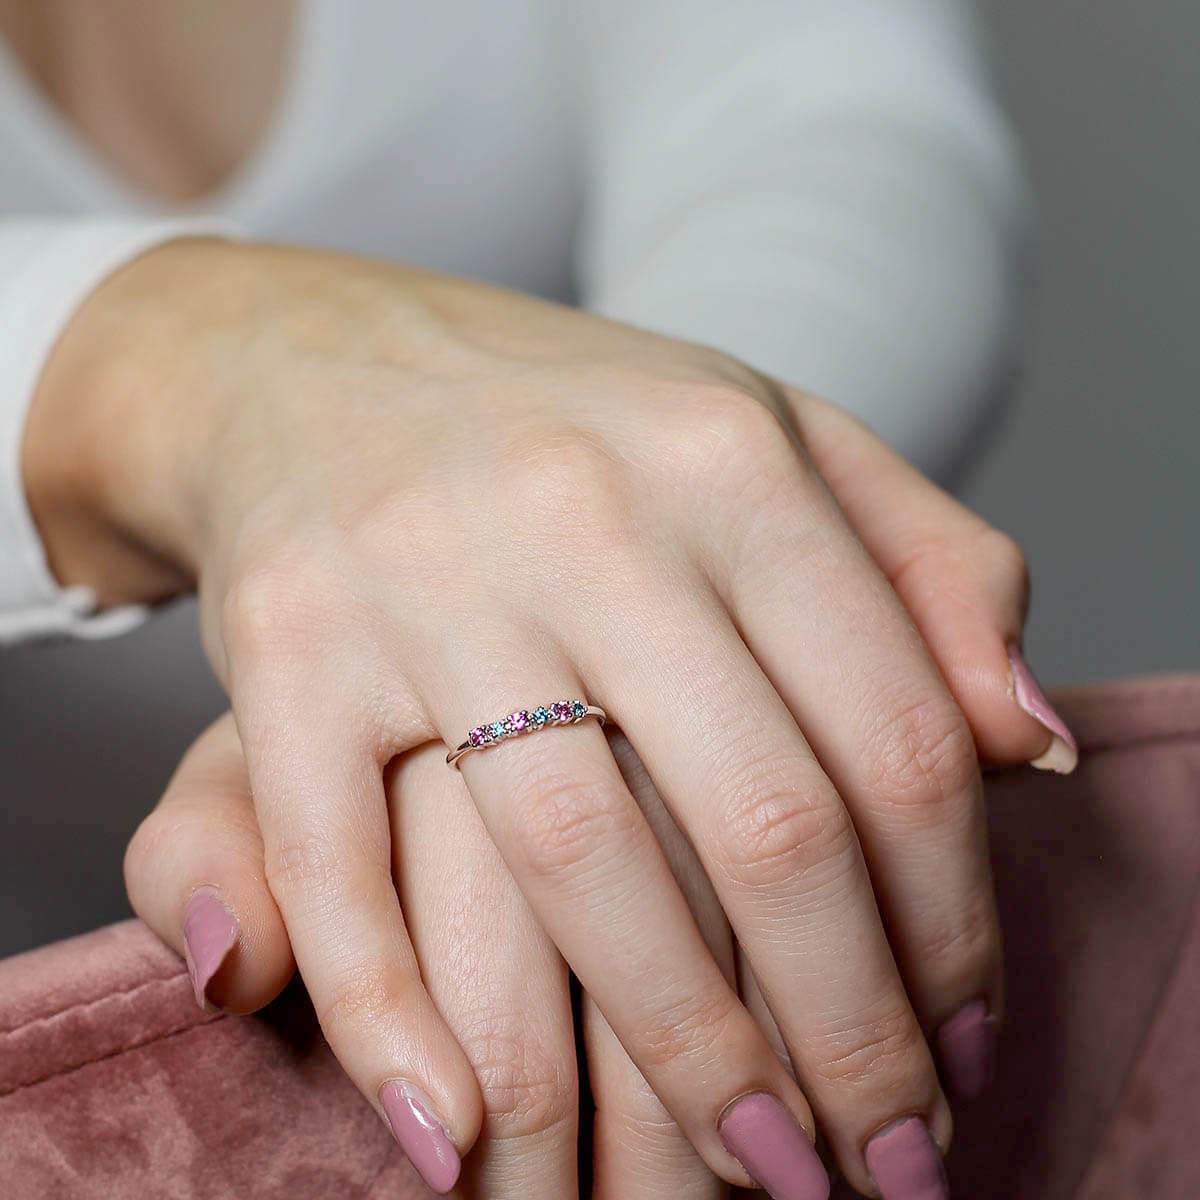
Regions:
[[0, 0, 1026, 643]]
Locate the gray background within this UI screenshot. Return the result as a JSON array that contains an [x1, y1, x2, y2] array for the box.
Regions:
[[968, 0, 1199, 682], [2, 2, 1197, 956]]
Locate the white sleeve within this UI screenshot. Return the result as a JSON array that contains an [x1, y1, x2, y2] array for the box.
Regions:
[[574, 0, 1030, 479], [0, 216, 237, 646]]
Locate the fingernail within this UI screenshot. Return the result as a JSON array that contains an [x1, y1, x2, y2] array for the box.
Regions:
[[718, 1092, 830, 1200], [379, 1080, 461, 1195], [182, 887, 238, 1010], [1008, 645, 1078, 774], [936, 1000, 995, 1102], [865, 1116, 949, 1200]]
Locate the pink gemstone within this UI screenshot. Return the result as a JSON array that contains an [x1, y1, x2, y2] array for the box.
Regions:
[[468, 726, 488, 747], [551, 701, 573, 721], [509, 710, 529, 732]]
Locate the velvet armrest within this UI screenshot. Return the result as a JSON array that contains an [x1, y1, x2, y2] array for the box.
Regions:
[[2, 676, 1199, 1198]]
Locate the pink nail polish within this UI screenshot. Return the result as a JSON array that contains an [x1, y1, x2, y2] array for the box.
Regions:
[[718, 1092, 830, 1200], [1008, 645, 1079, 774], [937, 1000, 995, 1102], [865, 1116, 949, 1200], [182, 887, 238, 1010], [379, 1080, 461, 1195]]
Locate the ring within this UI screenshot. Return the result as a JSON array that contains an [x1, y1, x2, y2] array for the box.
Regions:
[[446, 699, 606, 768]]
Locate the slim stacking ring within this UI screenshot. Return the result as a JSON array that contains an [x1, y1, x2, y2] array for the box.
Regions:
[[446, 699, 607, 768]]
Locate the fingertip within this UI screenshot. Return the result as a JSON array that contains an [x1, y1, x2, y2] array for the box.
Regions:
[[1007, 645, 1078, 774], [930, 630, 1077, 774], [182, 887, 239, 1009]]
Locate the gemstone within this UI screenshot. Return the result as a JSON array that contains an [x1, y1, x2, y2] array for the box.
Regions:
[[468, 726, 489, 747], [509, 710, 529, 732], [551, 701, 573, 721], [571, 700, 587, 719], [531, 706, 550, 725], [490, 721, 508, 739]]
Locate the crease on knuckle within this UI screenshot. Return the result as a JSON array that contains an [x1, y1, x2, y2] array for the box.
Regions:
[[711, 778, 852, 891], [315, 967, 419, 1041], [604, 1104, 689, 1155], [513, 776, 644, 881], [457, 1022, 576, 1140], [638, 989, 736, 1073], [864, 695, 978, 820], [809, 1007, 924, 1092], [264, 832, 388, 914], [916, 899, 999, 983]]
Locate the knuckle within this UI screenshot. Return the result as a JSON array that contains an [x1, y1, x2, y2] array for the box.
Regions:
[[499, 428, 622, 511], [711, 778, 854, 890], [315, 966, 419, 1041], [809, 1006, 926, 1092], [492, 429, 638, 568], [675, 385, 793, 472], [458, 1022, 575, 1139], [264, 832, 340, 897], [865, 694, 979, 820], [264, 831, 386, 910], [918, 898, 999, 984], [220, 557, 337, 659], [122, 813, 163, 895], [977, 527, 1029, 589], [638, 988, 738, 1073], [513, 776, 644, 880]]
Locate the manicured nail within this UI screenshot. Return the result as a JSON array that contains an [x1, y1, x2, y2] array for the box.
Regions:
[[182, 887, 238, 1010], [936, 1000, 995, 1102], [865, 1116, 949, 1200], [1008, 645, 1078, 774], [718, 1092, 830, 1200], [379, 1080, 461, 1195]]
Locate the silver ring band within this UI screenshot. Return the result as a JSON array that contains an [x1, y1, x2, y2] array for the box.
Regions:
[[447, 699, 606, 768]]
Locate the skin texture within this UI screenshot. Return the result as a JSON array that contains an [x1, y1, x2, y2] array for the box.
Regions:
[[28, 239, 1070, 1194], [128, 715, 740, 1198]]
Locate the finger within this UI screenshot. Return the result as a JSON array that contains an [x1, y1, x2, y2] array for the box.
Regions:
[[423, 635, 829, 1199], [587, 731, 730, 1200], [586, 593, 950, 1198], [124, 712, 294, 1014], [228, 661, 483, 1196], [790, 388, 1077, 774], [703, 416, 1001, 1115], [388, 743, 580, 1200]]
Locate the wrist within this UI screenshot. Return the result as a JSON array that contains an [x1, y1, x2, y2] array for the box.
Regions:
[[22, 237, 252, 608]]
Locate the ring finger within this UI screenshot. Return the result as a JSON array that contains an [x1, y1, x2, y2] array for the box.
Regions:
[[422, 631, 829, 1199]]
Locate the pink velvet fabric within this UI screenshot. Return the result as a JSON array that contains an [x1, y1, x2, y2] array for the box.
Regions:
[[2, 675, 1198, 1198]]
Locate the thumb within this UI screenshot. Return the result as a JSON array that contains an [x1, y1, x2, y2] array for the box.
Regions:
[[124, 712, 296, 1012]]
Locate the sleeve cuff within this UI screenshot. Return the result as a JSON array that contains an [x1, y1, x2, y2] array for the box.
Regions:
[[0, 216, 240, 646]]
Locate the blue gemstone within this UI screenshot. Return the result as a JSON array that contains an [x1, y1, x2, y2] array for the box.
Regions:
[[490, 721, 507, 738], [531, 706, 550, 725], [572, 700, 587, 718]]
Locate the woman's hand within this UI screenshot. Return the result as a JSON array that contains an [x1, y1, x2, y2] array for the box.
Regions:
[[30, 239, 1074, 1198], [127, 713, 750, 1199]]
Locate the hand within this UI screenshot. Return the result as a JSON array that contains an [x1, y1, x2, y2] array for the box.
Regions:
[[30, 239, 1074, 1197], [127, 713, 749, 1198]]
